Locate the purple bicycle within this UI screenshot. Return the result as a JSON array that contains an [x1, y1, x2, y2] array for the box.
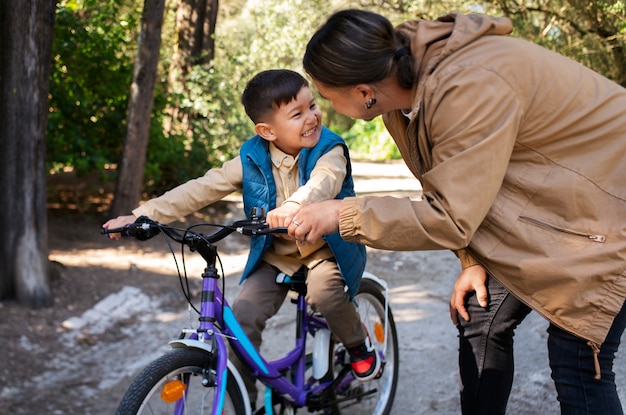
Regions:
[[101, 208, 398, 415]]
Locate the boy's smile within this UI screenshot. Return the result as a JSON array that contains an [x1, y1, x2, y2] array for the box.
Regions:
[[259, 86, 323, 157]]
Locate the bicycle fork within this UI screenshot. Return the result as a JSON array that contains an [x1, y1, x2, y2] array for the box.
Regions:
[[168, 263, 252, 415]]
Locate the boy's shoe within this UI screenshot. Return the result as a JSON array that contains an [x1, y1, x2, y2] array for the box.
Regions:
[[348, 332, 381, 382]]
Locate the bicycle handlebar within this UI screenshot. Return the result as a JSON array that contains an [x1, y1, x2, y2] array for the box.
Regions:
[[100, 212, 288, 246]]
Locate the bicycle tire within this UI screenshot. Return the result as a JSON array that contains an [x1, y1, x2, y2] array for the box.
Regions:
[[333, 277, 399, 415], [116, 348, 247, 415]]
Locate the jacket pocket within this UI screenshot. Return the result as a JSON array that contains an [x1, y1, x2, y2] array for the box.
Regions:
[[519, 216, 606, 243]]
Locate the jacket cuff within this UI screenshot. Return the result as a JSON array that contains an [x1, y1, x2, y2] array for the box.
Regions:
[[338, 197, 359, 240]]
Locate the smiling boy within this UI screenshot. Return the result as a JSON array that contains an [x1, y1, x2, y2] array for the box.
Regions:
[[103, 69, 378, 408]]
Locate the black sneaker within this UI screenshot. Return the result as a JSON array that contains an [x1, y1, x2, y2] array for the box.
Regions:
[[348, 334, 381, 381]]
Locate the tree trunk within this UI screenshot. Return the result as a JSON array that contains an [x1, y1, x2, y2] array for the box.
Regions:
[[163, 0, 219, 137], [110, 0, 166, 217], [0, 0, 56, 307], [190, 0, 219, 66]]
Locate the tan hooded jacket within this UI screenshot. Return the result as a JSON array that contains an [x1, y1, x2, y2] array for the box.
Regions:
[[338, 13, 626, 347]]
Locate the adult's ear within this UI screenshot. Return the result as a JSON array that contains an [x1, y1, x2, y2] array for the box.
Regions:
[[255, 123, 276, 141], [355, 83, 375, 101]]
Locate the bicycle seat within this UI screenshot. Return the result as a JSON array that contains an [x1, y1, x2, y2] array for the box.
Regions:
[[276, 271, 307, 295]]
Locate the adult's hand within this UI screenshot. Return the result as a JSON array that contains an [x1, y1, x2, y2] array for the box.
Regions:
[[288, 199, 342, 244], [449, 265, 488, 324]]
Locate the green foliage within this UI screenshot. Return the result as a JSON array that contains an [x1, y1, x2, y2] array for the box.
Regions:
[[185, 64, 253, 162], [143, 63, 255, 196], [208, 0, 423, 160], [142, 91, 184, 194], [491, 0, 626, 86], [46, 0, 626, 192], [45, 0, 434, 188], [48, 0, 140, 177], [48, 0, 215, 193], [342, 118, 401, 161]]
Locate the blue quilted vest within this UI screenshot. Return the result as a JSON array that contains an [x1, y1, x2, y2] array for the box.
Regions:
[[239, 126, 366, 298]]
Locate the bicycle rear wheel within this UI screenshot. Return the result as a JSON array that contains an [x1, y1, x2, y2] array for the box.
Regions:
[[116, 348, 246, 415], [333, 277, 399, 415]]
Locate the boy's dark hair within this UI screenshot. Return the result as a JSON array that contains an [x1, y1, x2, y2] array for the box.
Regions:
[[241, 69, 309, 124]]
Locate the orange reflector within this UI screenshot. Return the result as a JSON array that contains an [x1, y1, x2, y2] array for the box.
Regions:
[[373, 321, 385, 344], [161, 379, 186, 403]]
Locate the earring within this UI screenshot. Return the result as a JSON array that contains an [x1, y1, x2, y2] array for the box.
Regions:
[[365, 98, 377, 109]]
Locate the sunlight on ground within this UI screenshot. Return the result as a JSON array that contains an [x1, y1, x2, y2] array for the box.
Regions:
[[387, 283, 441, 323], [49, 248, 249, 278], [154, 311, 185, 323], [391, 307, 430, 323], [390, 283, 442, 304]]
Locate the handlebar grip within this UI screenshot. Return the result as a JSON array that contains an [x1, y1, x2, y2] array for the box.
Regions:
[[248, 226, 288, 235], [100, 226, 129, 235], [100, 217, 160, 240]]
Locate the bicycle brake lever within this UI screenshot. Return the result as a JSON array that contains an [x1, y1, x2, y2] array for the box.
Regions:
[[236, 225, 288, 235], [254, 226, 288, 235]]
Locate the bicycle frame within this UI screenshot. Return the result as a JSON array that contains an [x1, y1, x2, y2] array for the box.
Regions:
[[166, 235, 337, 415], [105, 215, 397, 415]]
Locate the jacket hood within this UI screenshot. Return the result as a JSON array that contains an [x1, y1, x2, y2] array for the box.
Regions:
[[396, 13, 513, 80]]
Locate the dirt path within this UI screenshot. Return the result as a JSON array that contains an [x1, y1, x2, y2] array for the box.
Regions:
[[1, 162, 624, 414]]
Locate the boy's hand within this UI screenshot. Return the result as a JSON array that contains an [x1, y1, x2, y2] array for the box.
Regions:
[[267, 201, 300, 238], [102, 214, 137, 240], [289, 200, 341, 244], [449, 265, 488, 324]]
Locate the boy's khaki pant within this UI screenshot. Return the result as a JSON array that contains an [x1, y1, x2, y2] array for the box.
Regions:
[[230, 260, 365, 403]]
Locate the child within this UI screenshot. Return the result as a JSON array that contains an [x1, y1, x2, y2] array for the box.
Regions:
[[103, 69, 380, 407]]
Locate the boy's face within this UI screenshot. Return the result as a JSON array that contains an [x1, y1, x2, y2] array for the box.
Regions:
[[258, 86, 323, 157]]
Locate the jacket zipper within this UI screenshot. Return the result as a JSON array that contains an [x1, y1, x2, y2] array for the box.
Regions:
[[587, 341, 602, 379], [480, 261, 606, 380], [519, 216, 606, 242], [501, 218, 606, 377]]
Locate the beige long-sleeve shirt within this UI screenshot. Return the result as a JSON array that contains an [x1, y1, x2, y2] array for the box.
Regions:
[[134, 143, 347, 275]]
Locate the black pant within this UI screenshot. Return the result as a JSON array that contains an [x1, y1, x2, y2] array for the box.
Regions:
[[457, 275, 625, 415]]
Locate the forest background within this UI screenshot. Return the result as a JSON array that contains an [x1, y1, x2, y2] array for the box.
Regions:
[[0, 0, 625, 306], [48, 0, 626, 197]]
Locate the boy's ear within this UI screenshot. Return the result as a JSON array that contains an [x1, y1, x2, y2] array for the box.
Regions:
[[254, 123, 277, 141]]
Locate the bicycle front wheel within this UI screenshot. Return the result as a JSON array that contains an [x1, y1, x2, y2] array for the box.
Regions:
[[335, 277, 399, 415], [116, 348, 246, 415]]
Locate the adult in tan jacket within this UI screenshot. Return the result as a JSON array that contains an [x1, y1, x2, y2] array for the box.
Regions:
[[296, 9, 626, 415]]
